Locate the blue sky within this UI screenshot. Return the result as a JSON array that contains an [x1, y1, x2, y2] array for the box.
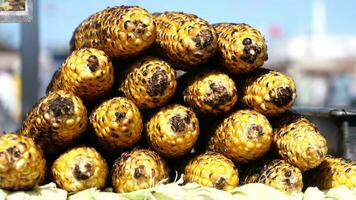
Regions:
[[0, 0, 355, 50]]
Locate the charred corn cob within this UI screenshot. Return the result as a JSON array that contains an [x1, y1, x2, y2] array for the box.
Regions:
[[70, 6, 155, 58], [213, 23, 268, 74], [209, 109, 273, 163], [244, 159, 303, 194], [112, 149, 169, 193], [120, 57, 177, 109], [51, 146, 108, 192], [309, 156, 355, 189], [146, 104, 199, 158], [47, 48, 114, 101], [20, 90, 87, 155], [183, 71, 237, 114], [183, 152, 239, 191], [153, 12, 217, 69], [90, 97, 143, 153], [239, 68, 297, 116], [273, 112, 328, 171], [0, 134, 46, 190]]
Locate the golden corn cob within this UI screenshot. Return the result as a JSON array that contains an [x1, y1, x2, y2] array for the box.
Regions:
[[308, 156, 355, 189], [51, 146, 108, 192], [20, 90, 87, 155], [0, 0, 25, 11], [70, 6, 156, 58], [183, 151, 239, 191], [120, 56, 177, 109], [146, 104, 199, 158], [90, 97, 143, 153], [240, 68, 297, 116], [273, 112, 328, 171], [209, 109, 273, 163], [47, 48, 114, 101], [0, 134, 46, 190], [153, 12, 217, 69], [112, 149, 169, 193], [213, 23, 268, 74], [183, 71, 237, 114], [244, 159, 303, 194]]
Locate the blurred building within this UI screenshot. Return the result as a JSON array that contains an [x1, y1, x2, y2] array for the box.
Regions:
[[267, 0, 356, 108]]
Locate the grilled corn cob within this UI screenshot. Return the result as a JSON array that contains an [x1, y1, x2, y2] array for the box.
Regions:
[[51, 146, 108, 192], [20, 90, 87, 155], [0, 0, 25, 11], [213, 23, 268, 74], [47, 48, 114, 101], [183, 71, 237, 114], [120, 57, 177, 109], [146, 104, 199, 158], [244, 159, 303, 194], [112, 149, 169, 193], [153, 12, 217, 69], [308, 156, 355, 189], [209, 109, 273, 163], [0, 134, 46, 190], [273, 112, 328, 171], [239, 68, 297, 116], [70, 6, 156, 58], [90, 97, 143, 153], [183, 152, 239, 191]]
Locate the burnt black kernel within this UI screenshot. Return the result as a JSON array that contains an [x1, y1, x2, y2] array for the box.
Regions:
[[247, 124, 263, 139], [270, 87, 293, 107], [48, 97, 74, 118], [183, 113, 191, 124], [345, 168, 351, 173], [133, 20, 146, 34], [147, 69, 169, 97], [87, 55, 99, 72], [242, 38, 252, 45], [133, 165, 145, 179], [124, 20, 130, 29], [115, 112, 126, 121], [192, 29, 214, 49], [6, 147, 21, 159], [240, 45, 259, 64], [285, 170, 292, 177], [255, 46, 261, 54], [142, 70, 148, 76], [73, 163, 93, 181], [204, 83, 232, 108], [214, 177, 226, 189], [170, 113, 191, 132]]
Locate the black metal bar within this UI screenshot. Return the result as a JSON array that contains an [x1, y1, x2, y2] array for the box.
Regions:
[[20, 0, 38, 120], [293, 106, 332, 117], [339, 120, 352, 159]]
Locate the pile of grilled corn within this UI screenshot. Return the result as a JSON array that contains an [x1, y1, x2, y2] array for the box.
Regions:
[[0, 5, 354, 198]]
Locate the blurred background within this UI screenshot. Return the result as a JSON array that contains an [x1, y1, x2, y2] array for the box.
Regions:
[[0, 0, 355, 133]]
